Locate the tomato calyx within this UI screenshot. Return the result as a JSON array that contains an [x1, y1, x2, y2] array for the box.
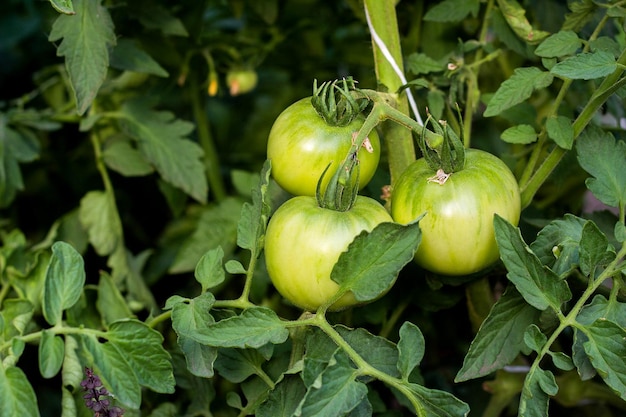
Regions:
[[315, 149, 361, 212], [311, 77, 369, 127], [417, 113, 465, 179]]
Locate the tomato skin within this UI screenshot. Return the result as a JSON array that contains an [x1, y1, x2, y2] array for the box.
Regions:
[[264, 195, 392, 311], [267, 97, 381, 196], [390, 149, 521, 276]]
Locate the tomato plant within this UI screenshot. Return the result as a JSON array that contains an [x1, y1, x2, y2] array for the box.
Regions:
[[266, 96, 381, 196], [264, 195, 392, 311], [391, 148, 521, 276]]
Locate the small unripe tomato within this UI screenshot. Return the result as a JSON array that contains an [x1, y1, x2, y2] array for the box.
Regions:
[[226, 69, 258, 96]]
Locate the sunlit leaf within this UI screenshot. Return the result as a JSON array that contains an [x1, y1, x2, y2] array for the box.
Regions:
[[546, 115, 574, 149], [423, 0, 479, 22], [39, 330, 65, 379], [497, 0, 549, 44], [534, 31, 582, 58], [484, 67, 553, 117], [0, 366, 40, 417], [551, 50, 617, 80], [79, 190, 120, 256], [501, 124, 537, 144]]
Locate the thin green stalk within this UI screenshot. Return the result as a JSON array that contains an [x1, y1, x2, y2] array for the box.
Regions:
[[363, 0, 416, 184], [189, 74, 227, 202]]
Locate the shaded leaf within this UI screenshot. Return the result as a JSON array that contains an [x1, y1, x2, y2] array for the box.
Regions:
[[257, 375, 307, 417], [501, 124, 537, 144], [131, 2, 188, 36], [497, 0, 549, 44], [546, 115, 574, 149], [48, 0, 75, 14], [523, 324, 547, 353], [48, 0, 116, 114], [494, 215, 572, 311], [332, 221, 421, 303], [296, 351, 367, 417], [484, 67, 553, 117], [194, 247, 225, 292], [119, 100, 207, 203], [581, 319, 626, 401], [39, 330, 65, 378], [530, 214, 586, 276], [423, 0, 479, 22], [397, 322, 425, 380], [237, 160, 272, 256], [79, 190, 120, 256], [102, 138, 154, 177], [563, 0, 597, 32], [456, 286, 540, 381], [519, 367, 557, 417], [406, 53, 446, 75], [97, 272, 134, 324], [110, 39, 168, 77], [534, 31, 582, 58], [43, 242, 86, 326], [170, 198, 242, 273], [551, 50, 617, 80], [579, 221, 614, 277], [576, 127, 626, 209], [190, 307, 289, 349], [0, 121, 40, 208], [399, 382, 470, 417], [214, 348, 268, 383]]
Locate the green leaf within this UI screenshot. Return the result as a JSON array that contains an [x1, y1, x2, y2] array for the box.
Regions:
[[190, 307, 289, 349], [194, 247, 225, 292], [80, 333, 141, 408], [497, 0, 549, 44], [581, 319, 626, 401], [494, 215, 572, 311], [484, 67, 553, 117], [102, 137, 154, 177], [225, 259, 246, 274], [534, 31, 582, 58], [119, 100, 207, 203], [237, 160, 272, 256], [0, 365, 40, 417], [169, 293, 217, 378], [79, 190, 120, 256], [576, 127, 626, 209], [0, 120, 40, 208], [455, 286, 540, 381], [43, 242, 86, 326], [106, 319, 176, 394], [109, 39, 168, 77], [547, 351, 575, 371], [397, 322, 425, 380], [170, 198, 243, 273], [48, 0, 75, 14], [97, 271, 133, 324], [1, 299, 34, 339], [551, 50, 617, 80], [39, 330, 65, 378], [130, 2, 188, 37], [563, 0, 597, 32], [579, 221, 614, 277], [332, 221, 421, 303], [296, 351, 367, 417], [519, 367, 558, 417], [427, 90, 446, 120], [214, 348, 268, 383], [338, 326, 399, 378], [257, 375, 307, 417], [501, 124, 537, 144], [546, 115, 575, 150], [405, 53, 446, 75], [530, 214, 586, 276], [423, 0, 479, 22], [400, 382, 470, 417], [48, 0, 116, 115], [523, 324, 547, 353]]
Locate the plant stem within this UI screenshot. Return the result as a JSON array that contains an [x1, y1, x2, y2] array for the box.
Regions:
[[189, 74, 227, 202], [363, 0, 416, 184]]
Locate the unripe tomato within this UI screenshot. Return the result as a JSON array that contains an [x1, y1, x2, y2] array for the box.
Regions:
[[226, 69, 258, 96], [267, 97, 380, 197], [391, 149, 521, 276], [264, 195, 392, 311]]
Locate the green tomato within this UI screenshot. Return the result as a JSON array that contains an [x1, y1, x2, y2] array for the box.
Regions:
[[264, 195, 392, 311], [267, 97, 380, 197], [390, 149, 521, 276]]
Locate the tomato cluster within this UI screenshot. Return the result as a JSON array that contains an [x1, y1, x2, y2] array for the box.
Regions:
[[264, 96, 387, 311], [264, 91, 521, 312]]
